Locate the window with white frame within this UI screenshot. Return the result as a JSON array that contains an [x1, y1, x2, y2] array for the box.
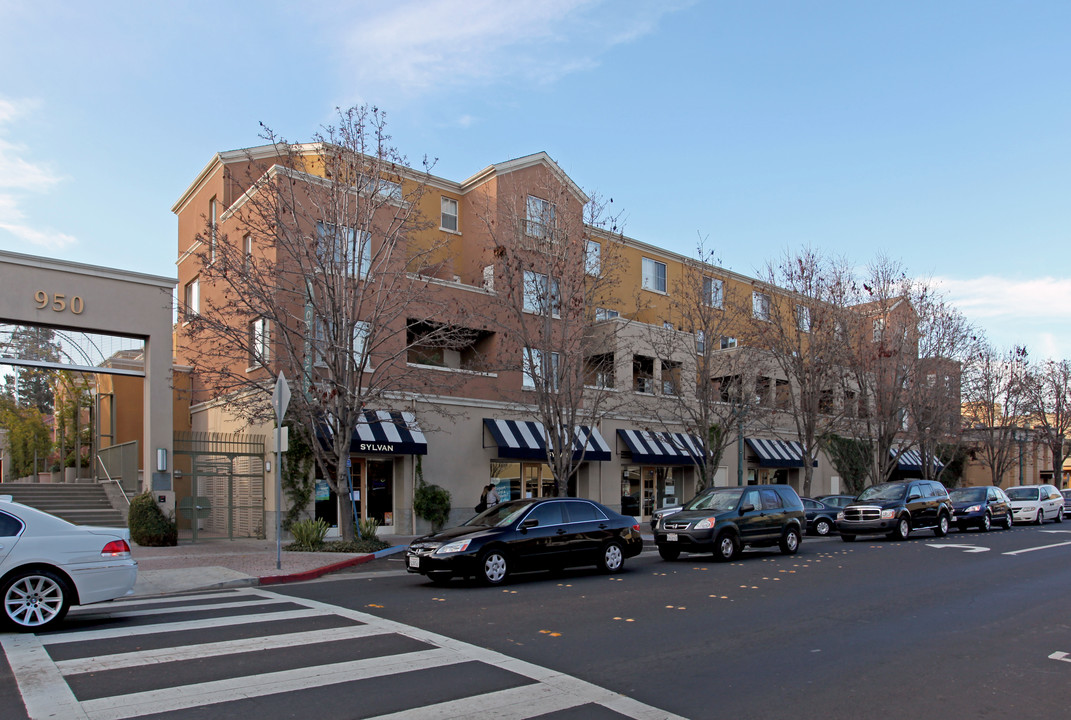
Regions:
[[375, 178, 402, 201], [796, 305, 811, 333], [248, 317, 270, 366], [752, 291, 770, 321], [243, 234, 252, 271], [586, 240, 601, 275], [526, 195, 555, 238], [352, 320, 372, 371], [872, 317, 885, 342], [209, 196, 217, 263], [522, 347, 560, 391], [595, 307, 620, 321], [315, 318, 372, 371], [721, 336, 737, 349], [523, 270, 560, 316], [703, 276, 723, 308], [642, 258, 667, 293], [183, 278, 199, 320], [317, 222, 371, 279], [696, 331, 706, 354], [441, 196, 458, 232]]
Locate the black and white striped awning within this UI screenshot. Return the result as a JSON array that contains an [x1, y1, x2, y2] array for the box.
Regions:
[[894, 448, 944, 473], [483, 419, 611, 462], [616, 429, 703, 466], [318, 410, 428, 455], [745, 438, 815, 468]]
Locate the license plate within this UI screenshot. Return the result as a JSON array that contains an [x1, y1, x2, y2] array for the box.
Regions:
[[667, 533, 678, 542], [408, 556, 420, 569]]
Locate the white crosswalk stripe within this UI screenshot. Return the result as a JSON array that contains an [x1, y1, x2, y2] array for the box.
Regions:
[[3, 587, 685, 720]]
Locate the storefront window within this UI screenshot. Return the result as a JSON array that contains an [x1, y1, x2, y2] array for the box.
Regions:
[[622, 466, 682, 519], [491, 461, 562, 500]]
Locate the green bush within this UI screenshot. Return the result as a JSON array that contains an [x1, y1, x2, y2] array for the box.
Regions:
[[357, 517, 380, 540], [290, 517, 330, 549], [128, 492, 177, 547], [414, 482, 451, 531]]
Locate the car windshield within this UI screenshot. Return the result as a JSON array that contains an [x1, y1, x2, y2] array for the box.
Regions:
[[684, 488, 743, 512], [857, 484, 907, 502], [464, 499, 537, 527], [1006, 487, 1040, 501], [949, 487, 986, 503]]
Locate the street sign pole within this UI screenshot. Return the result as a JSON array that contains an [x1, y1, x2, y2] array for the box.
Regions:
[[272, 372, 291, 570]]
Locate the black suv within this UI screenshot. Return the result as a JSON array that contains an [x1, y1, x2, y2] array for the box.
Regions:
[[654, 485, 806, 562], [836, 480, 953, 542]]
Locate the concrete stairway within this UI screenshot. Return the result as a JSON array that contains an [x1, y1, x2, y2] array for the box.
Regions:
[[0, 483, 127, 526]]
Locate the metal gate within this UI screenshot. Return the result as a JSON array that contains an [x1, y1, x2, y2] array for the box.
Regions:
[[173, 431, 265, 540]]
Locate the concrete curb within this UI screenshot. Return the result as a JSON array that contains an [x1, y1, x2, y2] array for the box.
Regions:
[[256, 544, 407, 586]]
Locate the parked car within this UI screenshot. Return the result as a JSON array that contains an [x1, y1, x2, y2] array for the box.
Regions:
[[1006, 485, 1064, 525], [0, 495, 138, 632], [836, 480, 954, 542], [650, 502, 685, 532], [815, 494, 857, 509], [406, 497, 643, 586], [654, 485, 805, 562], [801, 497, 840, 536], [1063, 489, 1071, 519], [948, 485, 1013, 532]]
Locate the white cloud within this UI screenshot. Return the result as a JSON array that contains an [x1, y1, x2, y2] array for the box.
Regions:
[[0, 96, 74, 251], [332, 0, 690, 98]]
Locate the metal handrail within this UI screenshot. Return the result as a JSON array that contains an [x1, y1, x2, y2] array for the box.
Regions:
[[96, 455, 131, 505]]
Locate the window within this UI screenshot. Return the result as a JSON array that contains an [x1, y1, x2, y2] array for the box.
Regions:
[[872, 317, 885, 342], [595, 307, 619, 321], [564, 500, 605, 523], [0, 511, 24, 537], [696, 331, 706, 354], [526, 195, 555, 238], [752, 291, 770, 321], [586, 353, 615, 389], [523, 270, 560, 316], [243, 234, 252, 271], [586, 240, 601, 275], [703, 276, 723, 308], [352, 320, 372, 371], [375, 178, 402, 201], [314, 318, 372, 370], [208, 195, 217, 262], [441, 196, 458, 232], [721, 336, 737, 349], [642, 258, 667, 293], [248, 317, 270, 366], [663, 321, 673, 330], [183, 278, 199, 320], [317, 222, 371, 279], [523, 501, 564, 527], [523, 347, 560, 391], [796, 305, 811, 333]]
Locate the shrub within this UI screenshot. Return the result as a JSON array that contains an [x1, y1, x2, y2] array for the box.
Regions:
[[357, 517, 380, 540], [289, 517, 330, 549], [414, 482, 451, 532], [128, 492, 177, 547]]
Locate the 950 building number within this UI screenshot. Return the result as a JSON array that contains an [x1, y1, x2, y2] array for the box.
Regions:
[[35, 290, 85, 315]]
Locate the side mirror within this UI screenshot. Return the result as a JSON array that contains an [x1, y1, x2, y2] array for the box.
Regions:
[[521, 518, 539, 531], [739, 503, 756, 514], [908, 492, 921, 501]]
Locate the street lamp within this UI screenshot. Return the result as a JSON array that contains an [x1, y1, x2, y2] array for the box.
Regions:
[[1012, 427, 1025, 485]]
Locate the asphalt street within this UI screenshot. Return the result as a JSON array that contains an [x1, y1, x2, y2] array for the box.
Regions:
[[2, 524, 1070, 719]]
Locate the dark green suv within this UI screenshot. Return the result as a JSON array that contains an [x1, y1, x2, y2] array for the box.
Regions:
[[654, 485, 806, 562]]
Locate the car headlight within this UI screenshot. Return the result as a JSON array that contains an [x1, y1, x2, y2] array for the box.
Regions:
[[693, 517, 717, 530], [880, 509, 896, 519], [435, 539, 472, 555], [966, 504, 982, 513], [837, 511, 845, 520]]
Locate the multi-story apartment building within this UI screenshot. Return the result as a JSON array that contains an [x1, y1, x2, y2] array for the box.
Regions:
[[173, 142, 948, 538]]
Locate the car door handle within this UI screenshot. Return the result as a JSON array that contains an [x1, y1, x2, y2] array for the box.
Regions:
[[556, 529, 567, 535], [598, 524, 608, 529]]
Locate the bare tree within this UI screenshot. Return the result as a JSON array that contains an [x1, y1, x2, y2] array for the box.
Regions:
[[747, 248, 855, 497], [470, 166, 627, 496], [961, 343, 1030, 486], [179, 105, 469, 540], [1023, 358, 1071, 483], [643, 238, 767, 492]]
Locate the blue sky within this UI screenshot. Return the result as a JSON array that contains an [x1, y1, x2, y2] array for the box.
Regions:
[[1, 0, 1068, 360]]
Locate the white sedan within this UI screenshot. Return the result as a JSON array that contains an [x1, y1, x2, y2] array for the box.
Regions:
[[1, 495, 137, 632], [1006, 485, 1065, 525]]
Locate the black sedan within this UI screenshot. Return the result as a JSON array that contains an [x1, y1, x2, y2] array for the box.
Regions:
[[801, 497, 840, 536], [948, 485, 1014, 531], [405, 497, 643, 586]]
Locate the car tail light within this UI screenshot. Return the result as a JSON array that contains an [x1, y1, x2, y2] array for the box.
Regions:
[[101, 539, 131, 557], [632, 524, 641, 532]]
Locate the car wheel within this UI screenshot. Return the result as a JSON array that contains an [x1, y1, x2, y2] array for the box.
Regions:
[[779, 527, 801, 555], [478, 549, 509, 586], [841, 534, 856, 542], [933, 513, 950, 537], [893, 516, 911, 540], [714, 532, 740, 562], [1056, 510, 1064, 524], [1003, 510, 1013, 529], [2, 569, 72, 632], [426, 571, 452, 586], [1036, 508, 1045, 525], [598, 541, 625, 573], [658, 545, 680, 561], [981, 513, 991, 533], [814, 518, 832, 536]]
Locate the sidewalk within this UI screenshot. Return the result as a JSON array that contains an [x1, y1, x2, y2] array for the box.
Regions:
[[129, 533, 416, 597]]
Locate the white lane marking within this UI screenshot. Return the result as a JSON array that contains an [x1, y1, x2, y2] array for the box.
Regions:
[[69, 590, 250, 612], [1050, 651, 1071, 663], [364, 681, 611, 720], [928, 544, 990, 553], [54, 624, 390, 675], [80, 648, 460, 720], [0, 633, 89, 720], [60, 597, 291, 620], [1003, 540, 1071, 555], [39, 607, 324, 645]]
